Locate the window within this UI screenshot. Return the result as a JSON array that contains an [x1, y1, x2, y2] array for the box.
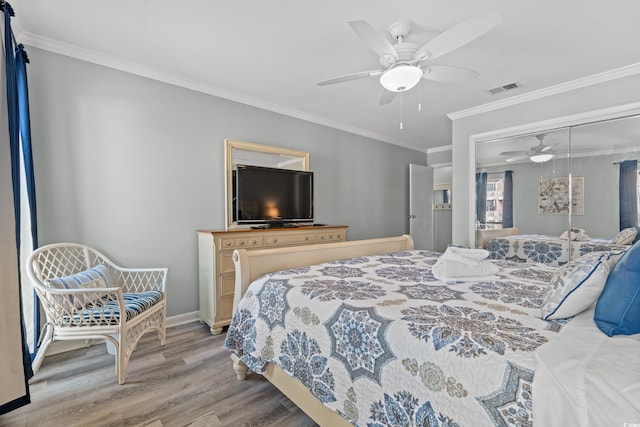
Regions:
[[485, 178, 504, 229]]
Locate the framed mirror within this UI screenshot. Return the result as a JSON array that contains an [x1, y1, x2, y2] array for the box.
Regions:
[[433, 184, 452, 209], [224, 139, 310, 229]]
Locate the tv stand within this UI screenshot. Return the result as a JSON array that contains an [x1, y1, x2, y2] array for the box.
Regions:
[[197, 225, 348, 334]]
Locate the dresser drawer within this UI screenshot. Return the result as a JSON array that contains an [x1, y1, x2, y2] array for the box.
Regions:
[[221, 274, 235, 296], [219, 236, 263, 250], [218, 295, 234, 321], [263, 232, 316, 247], [220, 252, 235, 274], [317, 231, 346, 242]]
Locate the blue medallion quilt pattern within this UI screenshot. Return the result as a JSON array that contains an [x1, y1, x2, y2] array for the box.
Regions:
[[486, 234, 629, 266], [224, 250, 565, 426]]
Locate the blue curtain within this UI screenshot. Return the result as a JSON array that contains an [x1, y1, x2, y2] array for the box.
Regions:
[[475, 172, 487, 224], [503, 170, 514, 228], [619, 160, 638, 230], [1, 1, 33, 415], [16, 42, 39, 363]]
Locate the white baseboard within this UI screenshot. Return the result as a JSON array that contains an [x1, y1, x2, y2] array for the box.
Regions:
[[166, 311, 200, 327]]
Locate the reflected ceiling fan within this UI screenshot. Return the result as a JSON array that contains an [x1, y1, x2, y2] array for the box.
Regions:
[[316, 11, 502, 105], [500, 134, 557, 163]]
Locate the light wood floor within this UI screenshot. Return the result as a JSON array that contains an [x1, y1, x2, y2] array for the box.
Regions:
[[0, 322, 318, 427]]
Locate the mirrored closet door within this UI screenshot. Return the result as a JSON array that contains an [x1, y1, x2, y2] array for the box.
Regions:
[[474, 113, 640, 262]]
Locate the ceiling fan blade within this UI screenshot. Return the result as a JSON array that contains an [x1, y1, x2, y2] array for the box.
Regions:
[[540, 145, 553, 153], [379, 89, 397, 105], [413, 11, 501, 61], [422, 65, 478, 83], [348, 20, 399, 62], [499, 150, 527, 156], [506, 155, 528, 163], [316, 70, 382, 86]]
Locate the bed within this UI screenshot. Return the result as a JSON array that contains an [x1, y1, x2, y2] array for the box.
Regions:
[[224, 235, 580, 426], [485, 233, 630, 266]]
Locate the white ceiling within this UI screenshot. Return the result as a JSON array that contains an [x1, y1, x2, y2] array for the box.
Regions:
[[10, 0, 640, 153]]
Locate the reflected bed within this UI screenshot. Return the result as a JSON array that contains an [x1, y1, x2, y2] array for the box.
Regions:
[[486, 234, 630, 266]]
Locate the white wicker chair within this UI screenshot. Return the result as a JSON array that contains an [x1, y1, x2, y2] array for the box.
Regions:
[[26, 243, 167, 384]]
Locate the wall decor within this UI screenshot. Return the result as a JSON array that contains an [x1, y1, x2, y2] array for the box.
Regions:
[[538, 176, 584, 215]]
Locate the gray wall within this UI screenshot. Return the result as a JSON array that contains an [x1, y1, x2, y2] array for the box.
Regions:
[[27, 47, 428, 317], [451, 73, 640, 246]]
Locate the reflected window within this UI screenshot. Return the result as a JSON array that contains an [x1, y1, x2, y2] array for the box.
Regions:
[[485, 178, 504, 229]]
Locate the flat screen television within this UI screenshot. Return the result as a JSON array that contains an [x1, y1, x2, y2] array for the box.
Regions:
[[234, 164, 314, 225]]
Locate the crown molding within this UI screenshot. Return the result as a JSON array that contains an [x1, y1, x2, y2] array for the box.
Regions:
[[20, 32, 426, 152], [448, 62, 640, 121], [426, 144, 452, 154]]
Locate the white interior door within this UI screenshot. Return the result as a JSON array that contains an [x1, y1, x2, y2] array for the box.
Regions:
[[409, 164, 434, 250]]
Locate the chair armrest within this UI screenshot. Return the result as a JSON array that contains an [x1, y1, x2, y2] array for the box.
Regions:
[[110, 267, 167, 294]]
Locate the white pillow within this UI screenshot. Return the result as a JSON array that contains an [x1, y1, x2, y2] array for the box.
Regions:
[[614, 227, 638, 245], [541, 251, 623, 320]]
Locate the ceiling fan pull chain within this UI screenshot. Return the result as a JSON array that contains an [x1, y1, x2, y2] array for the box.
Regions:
[[418, 81, 422, 112], [400, 91, 404, 130]]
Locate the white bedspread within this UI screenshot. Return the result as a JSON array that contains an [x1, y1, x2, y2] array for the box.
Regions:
[[534, 307, 640, 426], [225, 250, 564, 426]]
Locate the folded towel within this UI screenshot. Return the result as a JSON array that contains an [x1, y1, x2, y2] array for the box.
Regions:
[[560, 228, 590, 241], [432, 246, 500, 281], [442, 246, 492, 262]]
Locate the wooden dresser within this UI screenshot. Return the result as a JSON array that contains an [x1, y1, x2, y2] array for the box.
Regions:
[[197, 225, 348, 334]]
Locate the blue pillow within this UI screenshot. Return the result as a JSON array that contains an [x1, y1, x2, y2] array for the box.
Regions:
[[594, 240, 640, 336]]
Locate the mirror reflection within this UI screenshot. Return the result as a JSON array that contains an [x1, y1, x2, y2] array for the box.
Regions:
[[433, 184, 452, 209], [474, 114, 640, 265]]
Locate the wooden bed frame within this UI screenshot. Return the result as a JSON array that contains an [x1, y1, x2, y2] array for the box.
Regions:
[[230, 234, 415, 426]]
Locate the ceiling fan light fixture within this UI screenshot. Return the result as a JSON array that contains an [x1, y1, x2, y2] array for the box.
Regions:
[[379, 65, 423, 92], [530, 153, 554, 163]]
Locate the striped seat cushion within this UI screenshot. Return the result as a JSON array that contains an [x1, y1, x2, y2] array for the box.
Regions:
[[67, 291, 164, 325]]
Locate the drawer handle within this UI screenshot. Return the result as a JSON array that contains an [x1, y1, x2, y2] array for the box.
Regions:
[[305, 236, 309, 241], [272, 238, 278, 243], [225, 241, 231, 246], [239, 241, 245, 245], [252, 240, 257, 244]]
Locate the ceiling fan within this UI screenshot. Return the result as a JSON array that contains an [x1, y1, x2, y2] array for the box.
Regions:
[[316, 11, 502, 105], [500, 134, 557, 163]]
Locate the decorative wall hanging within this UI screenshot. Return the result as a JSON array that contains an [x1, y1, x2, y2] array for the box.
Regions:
[[538, 177, 584, 215]]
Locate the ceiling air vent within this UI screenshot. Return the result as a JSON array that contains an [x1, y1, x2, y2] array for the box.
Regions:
[[487, 82, 522, 95]]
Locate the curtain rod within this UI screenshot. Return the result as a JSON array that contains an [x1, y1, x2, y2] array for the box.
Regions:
[[0, 1, 15, 16], [0, 1, 18, 51], [479, 171, 514, 176], [612, 160, 639, 165]]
